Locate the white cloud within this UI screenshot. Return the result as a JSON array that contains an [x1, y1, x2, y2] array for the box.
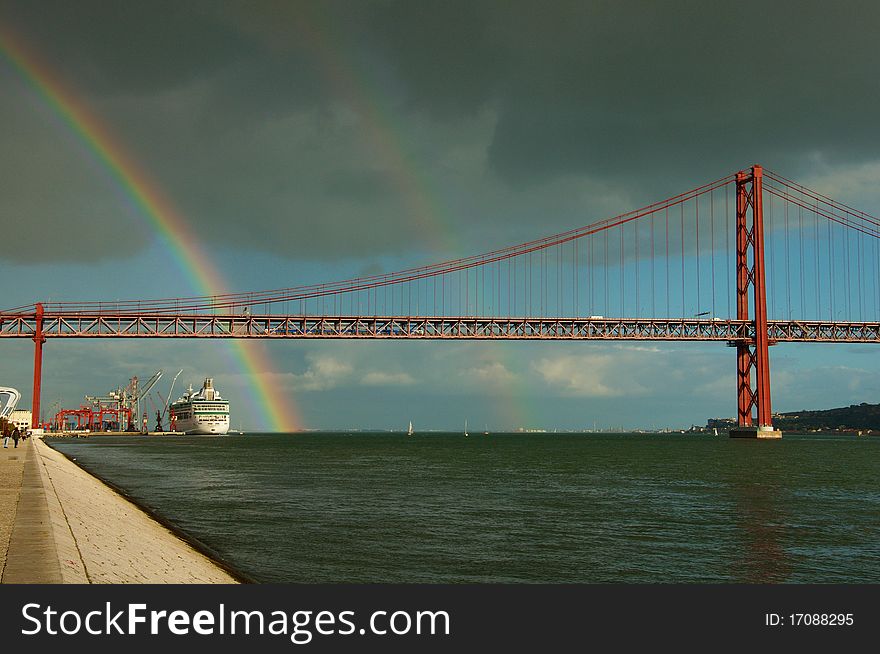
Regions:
[[805, 159, 880, 210], [531, 353, 635, 398], [772, 362, 880, 410], [462, 361, 517, 386], [361, 371, 415, 386], [528, 344, 739, 401], [287, 355, 353, 392]]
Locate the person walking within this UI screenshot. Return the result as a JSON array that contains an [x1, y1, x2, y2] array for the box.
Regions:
[[1, 418, 10, 448], [12, 426, 20, 448]]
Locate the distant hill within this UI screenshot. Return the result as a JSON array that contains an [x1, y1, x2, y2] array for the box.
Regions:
[[707, 402, 880, 433]]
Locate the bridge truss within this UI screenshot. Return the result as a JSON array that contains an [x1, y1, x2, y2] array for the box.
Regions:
[[2, 313, 879, 343]]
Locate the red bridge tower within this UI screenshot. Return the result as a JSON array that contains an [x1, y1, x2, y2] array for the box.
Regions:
[[731, 165, 781, 438]]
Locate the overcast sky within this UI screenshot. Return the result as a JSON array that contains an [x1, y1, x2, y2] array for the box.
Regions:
[[2, 0, 879, 431]]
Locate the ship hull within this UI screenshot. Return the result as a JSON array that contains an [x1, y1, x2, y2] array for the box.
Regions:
[[171, 412, 230, 435], [178, 421, 229, 435]]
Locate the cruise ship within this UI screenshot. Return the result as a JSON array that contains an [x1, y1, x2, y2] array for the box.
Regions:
[[169, 378, 230, 435]]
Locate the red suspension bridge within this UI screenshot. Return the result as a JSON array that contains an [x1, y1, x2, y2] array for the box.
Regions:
[[3, 166, 879, 436]]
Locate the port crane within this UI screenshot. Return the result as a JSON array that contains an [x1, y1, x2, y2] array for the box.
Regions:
[[148, 393, 163, 432], [159, 369, 183, 431], [78, 370, 161, 431], [81, 370, 163, 431], [126, 370, 163, 429], [54, 370, 167, 433], [148, 369, 183, 432]]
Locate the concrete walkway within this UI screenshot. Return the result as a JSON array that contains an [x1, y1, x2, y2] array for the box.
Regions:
[[1, 438, 62, 583], [2, 438, 63, 582], [1, 437, 238, 584], [0, 438, 26, 579]]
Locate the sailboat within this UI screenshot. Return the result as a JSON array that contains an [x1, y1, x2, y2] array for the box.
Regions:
[[407, 421, 414, 436], [464, 419, 469, 437], [483, 423, 489, 436]]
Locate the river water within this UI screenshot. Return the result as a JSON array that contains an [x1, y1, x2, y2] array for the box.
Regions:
[[48, 432, 880, 583]]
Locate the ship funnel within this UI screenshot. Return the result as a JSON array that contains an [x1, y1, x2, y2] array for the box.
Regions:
[[204, 378, 215, 400]]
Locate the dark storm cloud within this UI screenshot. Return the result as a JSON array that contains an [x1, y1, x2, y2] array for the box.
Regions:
[[367, 0, 880, 186], [322, 168, 395, 202], [0, 0, 250, 92], [1, 0, 878, 262], [366, 0, 509, 117]]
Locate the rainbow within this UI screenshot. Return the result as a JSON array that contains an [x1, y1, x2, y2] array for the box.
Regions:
[[293, 7, 534, 430], [293, 4, 458, 254], [0, 28, 302, 432]]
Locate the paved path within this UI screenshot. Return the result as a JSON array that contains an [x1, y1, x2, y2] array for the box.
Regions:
[[1, 437, 238, 584], [0, 438, 26, 578], [1, 438, 62, 583]]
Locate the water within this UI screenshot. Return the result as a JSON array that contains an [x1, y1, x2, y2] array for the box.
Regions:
[[48, 433, 880, 583]]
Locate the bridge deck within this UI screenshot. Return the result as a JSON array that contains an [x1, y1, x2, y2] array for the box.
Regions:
[[1, 314, 878, 342]]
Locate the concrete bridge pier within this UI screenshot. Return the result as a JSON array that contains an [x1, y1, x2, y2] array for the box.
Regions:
[[729, 425, 782, 439]]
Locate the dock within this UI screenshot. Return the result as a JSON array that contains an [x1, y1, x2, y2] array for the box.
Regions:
[[0, 437, 238, 584], [48, 431, 185, 438]]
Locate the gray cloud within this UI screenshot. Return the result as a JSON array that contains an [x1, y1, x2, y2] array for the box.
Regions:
[[0, 0, 253, 94], [1, 0, 878, 265]]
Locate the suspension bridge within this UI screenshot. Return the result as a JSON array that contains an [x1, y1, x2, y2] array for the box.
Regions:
[[3, 166, 879, 437]]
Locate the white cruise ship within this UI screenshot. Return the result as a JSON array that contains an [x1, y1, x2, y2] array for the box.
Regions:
[[169, 378, 230, 435]]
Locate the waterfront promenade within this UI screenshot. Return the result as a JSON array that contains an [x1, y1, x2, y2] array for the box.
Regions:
[[0, 437, 237, 584]]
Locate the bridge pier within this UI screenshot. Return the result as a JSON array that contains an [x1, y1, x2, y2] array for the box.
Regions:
[[729, 425, 782, 439]]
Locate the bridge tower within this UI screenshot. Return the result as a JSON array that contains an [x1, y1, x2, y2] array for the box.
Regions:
[[31, 302, 45, 430], [730, 165, 781, 438]]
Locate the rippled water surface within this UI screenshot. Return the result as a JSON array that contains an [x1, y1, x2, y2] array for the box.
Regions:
[[49, 433, 880, 583]]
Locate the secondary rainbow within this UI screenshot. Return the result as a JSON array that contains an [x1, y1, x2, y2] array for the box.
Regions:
[[0, 28, 302, 432], [296, 8, 534, 429]]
